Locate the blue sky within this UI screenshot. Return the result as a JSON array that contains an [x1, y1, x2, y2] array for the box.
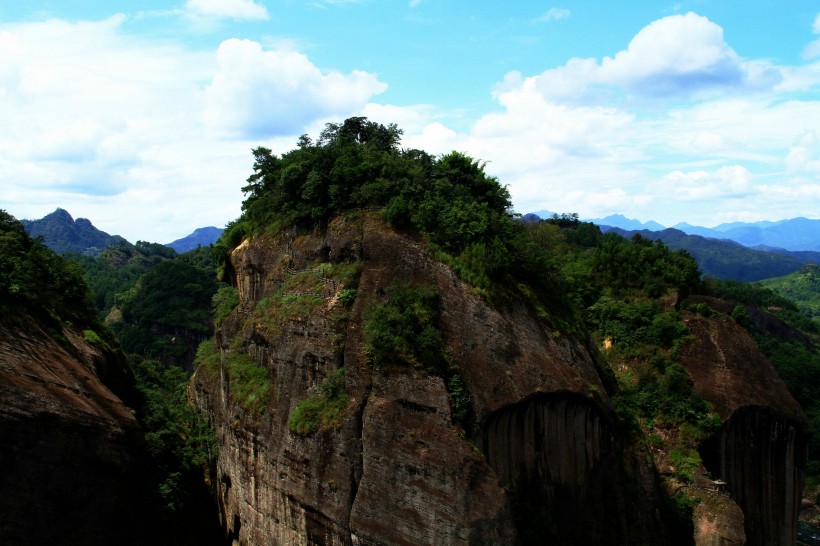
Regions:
[[1, 1, 818, 243]]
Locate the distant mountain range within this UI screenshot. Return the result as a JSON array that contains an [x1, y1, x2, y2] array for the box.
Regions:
[[21, 208, 223, 255], [21, 208, 129, 256], [591, 214, 820, 253], [166, 227, 223, 253], [529, 211, 820, 253], [601, 227, 820, 282], [526, 212, 820, 282]]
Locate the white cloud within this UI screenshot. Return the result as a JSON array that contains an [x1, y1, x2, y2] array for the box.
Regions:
[[533, 8, 570, 24], [184, 0, 269, 21], [786, 131, 820, 174], [203, 39, 387, 138], [654, 166, 752, 201], [526, 12, 781, 101]]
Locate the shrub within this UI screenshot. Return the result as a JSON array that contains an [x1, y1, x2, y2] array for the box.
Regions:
[[289, 369, 349, 435]]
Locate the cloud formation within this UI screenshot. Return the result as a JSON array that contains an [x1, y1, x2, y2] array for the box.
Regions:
[[203, 39, 387, 138], [520, 12, 781, 101]]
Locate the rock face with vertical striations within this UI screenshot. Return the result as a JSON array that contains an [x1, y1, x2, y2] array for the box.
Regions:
[[193, 212, 680, 545], [679, 296, 809, 546], [0, 317, 146, 546]]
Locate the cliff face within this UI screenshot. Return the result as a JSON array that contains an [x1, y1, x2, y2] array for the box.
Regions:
[[192, 214, 804, 545], [0, 317, 146, 545], [194, 213, 672, 545], [679, 301, 809, 546]]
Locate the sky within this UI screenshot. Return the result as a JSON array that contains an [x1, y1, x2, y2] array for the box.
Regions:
[[1, 1, 819, 244]]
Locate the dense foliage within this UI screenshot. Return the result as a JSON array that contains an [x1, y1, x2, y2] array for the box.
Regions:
[[758, 264, 820, 323], [221, 118, 569, 321], [0, 209, 97, 326], [363, 282, 469, 424], [130, 356, 219, 545]]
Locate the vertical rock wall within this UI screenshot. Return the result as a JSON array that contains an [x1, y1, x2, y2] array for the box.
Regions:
[[477, 393, 669, 545]]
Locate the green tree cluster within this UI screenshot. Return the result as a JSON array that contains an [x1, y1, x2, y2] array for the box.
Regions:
[[0, 209, 97, 325], [222, 118, 564, 310]]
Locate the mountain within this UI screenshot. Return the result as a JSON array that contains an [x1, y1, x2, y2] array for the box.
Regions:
[[527, 213, 820, 253], [165, 226, 223, 253], [21, 208, 130, 255], [673, 217, 820, 252], [589, 213, 666, 231], [602, 226, 816, 282]]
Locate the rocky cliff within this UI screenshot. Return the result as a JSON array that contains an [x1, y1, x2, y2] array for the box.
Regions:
[[0, 317, 146, 545], [194, 213, 809, 545], [679, 297, 809, 546]]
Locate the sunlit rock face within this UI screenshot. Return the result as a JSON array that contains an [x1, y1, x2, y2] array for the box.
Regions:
[[194, 213, 678, 545], [0, 318, 145, 546], [680, 303, 809, 546]]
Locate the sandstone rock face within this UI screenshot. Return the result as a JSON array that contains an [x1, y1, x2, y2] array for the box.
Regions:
[[679, 304, 809, 546], [193, 213, 671, 545], [0, 318, 145, 545]]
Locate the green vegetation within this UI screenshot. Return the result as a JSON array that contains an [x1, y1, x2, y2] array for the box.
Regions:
[[607, 226, 810, 282], [0, 209, 98, 326], [223, 117, 578, 329], [130, 356, 218, 544], [212, 285, 240, 326], [224, 349, 272, 413], [364, 283, 446, 371], [194, 337, 272, 414], [20, 207, 129, 256], [759, 264, 820, 323], [363, 282, 470, 425], [288, 368, 349, 435], [2, 209, 219, 544]]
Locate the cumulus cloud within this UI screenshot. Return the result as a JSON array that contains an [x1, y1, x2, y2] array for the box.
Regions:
[[203, 39, 387, 138], [524, 12, 781, 101], [184, 0, 269, 21]]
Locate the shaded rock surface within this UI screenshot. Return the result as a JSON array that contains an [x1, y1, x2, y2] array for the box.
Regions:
[[0, 317, 145, 546]]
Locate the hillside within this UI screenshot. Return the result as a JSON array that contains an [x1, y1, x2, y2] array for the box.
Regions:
[[758, 264, 820, 323], [21, 208, 130, 255], [602, 226, 814, 282]]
